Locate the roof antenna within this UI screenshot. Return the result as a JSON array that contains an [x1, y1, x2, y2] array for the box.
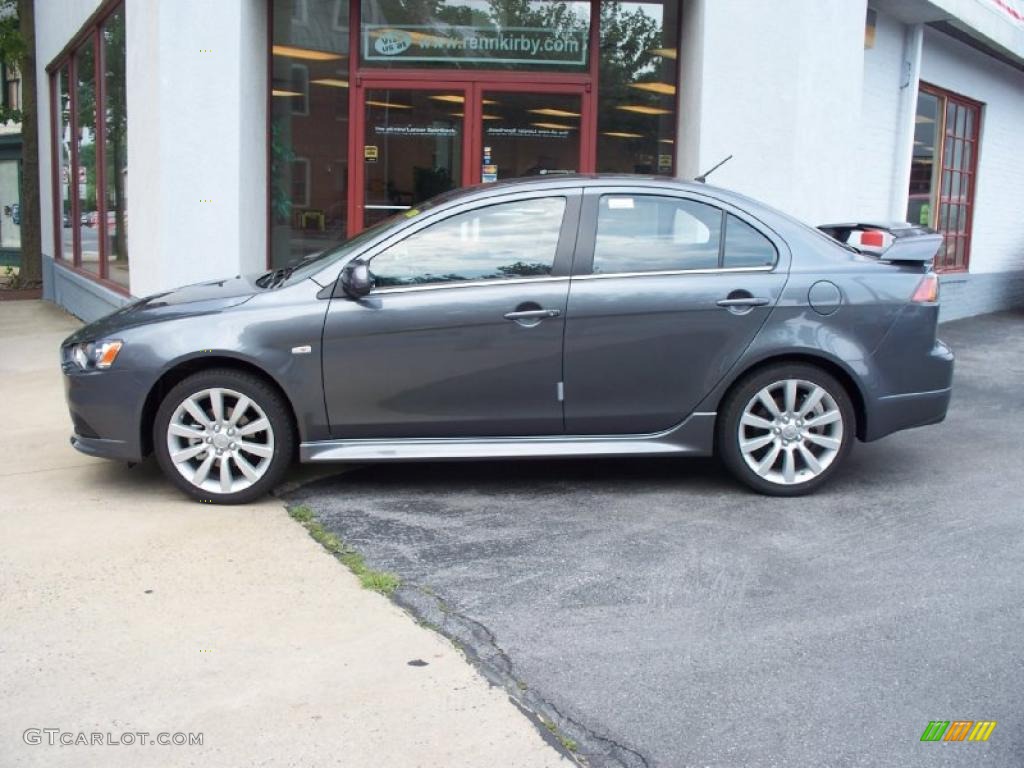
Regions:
[[695, 154, 733, 183]]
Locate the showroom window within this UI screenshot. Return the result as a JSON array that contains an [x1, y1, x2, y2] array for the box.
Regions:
[[270, 0, 351, 269], [906, 84, 981, 272], [49, 2, 129, 291], [268, 0, 683, 262], [597, 0, 679, 175]]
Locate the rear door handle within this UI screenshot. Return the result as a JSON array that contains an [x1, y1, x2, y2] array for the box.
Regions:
[[504, 309, 561, 320], [716, 297, 770, 308]]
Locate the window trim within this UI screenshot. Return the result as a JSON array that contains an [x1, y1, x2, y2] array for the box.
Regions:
[[914, 82, 983, 273], [47, 0, 129, 296], [577, 190, 779, 278]]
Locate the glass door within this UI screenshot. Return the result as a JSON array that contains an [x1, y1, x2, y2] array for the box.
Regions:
[[353, 81, 591, 232], [475, 87, 586, 183], [359, 85, 470, 229]]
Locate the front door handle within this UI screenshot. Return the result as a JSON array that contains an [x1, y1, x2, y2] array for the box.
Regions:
[[504, 309, 561, 320], [716, 297, 770, 308]]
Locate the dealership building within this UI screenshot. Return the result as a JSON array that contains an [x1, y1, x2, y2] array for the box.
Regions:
[[35, 0, 1024, 322]]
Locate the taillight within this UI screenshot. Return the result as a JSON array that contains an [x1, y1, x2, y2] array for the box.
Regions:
[[911, 273, 939, 303]]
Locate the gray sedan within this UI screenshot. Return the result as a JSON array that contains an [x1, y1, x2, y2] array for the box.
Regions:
[[61, 176, 953, 503]]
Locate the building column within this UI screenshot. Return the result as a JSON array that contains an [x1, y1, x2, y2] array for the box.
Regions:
[[889, 23, 923, 222]]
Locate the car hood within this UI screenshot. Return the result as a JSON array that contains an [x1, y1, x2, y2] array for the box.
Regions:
[[64, 274, 262, 344]]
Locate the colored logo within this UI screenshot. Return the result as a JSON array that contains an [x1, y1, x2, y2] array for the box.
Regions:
[[920, 721, 997, 742], [374, 29, 412, 56]]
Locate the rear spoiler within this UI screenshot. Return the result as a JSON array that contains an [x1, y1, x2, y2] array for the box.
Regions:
[[818, 222, 943, 266]]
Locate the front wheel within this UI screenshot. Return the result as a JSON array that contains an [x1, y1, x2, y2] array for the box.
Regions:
[[717, 363, 855, 496], [154, 369, 295, 504]]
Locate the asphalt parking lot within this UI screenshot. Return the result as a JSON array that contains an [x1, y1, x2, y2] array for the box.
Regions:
[[287, 310, 1024, 768]]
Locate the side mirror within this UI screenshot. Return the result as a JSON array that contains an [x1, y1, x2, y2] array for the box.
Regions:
[[340, 259, 374, 299]]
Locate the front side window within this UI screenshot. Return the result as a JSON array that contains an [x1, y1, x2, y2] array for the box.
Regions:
[[593, 195, 721, 274], [370, 197, 566, 287]]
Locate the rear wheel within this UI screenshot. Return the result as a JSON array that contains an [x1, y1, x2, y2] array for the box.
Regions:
[[717, 363, 855, 496], [154, 369, 295, 504]]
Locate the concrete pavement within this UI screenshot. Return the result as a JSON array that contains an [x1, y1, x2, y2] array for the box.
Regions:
[[0, 300, 566, 767]]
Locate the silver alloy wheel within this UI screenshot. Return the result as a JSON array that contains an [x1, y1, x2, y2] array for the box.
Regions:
[[165, 387, 275, 495], [737, 378, 843, 486]]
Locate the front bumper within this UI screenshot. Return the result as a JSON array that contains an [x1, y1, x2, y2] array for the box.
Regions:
[[64, 367, 148, 463]]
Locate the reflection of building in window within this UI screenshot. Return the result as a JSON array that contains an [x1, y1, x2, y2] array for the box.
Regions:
[[291, 158, 311, 207], [1, 62, 19, 113], [906, 84, 981, 272], [0, 159, 21, 249]]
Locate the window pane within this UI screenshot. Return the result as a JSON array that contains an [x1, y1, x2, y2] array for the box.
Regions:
[[906, 91, 939, 226], [597, 0, 679, 174], [361, 0, 591, 71], [0, 159, 20, 249], [593, 195, 721, 274], [724, 214, 775, 268], [271, 0, 349, 268], [75, 39, 98, 275], [362, 89, 462, 229], [103, 7, 128, 289], [480, 90, 580, 181], [370, 197, 565, 286], [57, 67, 73, 260]]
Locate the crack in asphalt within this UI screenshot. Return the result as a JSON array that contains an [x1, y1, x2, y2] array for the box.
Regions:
[[392, 581, 650, 768]]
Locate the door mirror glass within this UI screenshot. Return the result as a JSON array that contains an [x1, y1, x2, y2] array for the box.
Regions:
[[340, 259, 374, 298]]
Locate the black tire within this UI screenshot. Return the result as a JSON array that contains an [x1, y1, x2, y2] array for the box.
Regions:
[[717, 363, 856, 497], [153, 368, 296, 504]]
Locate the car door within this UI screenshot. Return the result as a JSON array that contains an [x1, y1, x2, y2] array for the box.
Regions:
[[321, 190, 581, 438], [562, 187, 789, 434]]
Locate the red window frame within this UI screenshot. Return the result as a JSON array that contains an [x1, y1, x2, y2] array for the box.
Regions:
[[46, 0, 128, 295], [919, 82, 982, 273]]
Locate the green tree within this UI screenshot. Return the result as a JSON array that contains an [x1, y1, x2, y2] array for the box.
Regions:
[[0, 0, 40, 287]]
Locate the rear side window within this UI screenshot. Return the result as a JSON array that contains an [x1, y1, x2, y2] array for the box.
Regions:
[[593, 195, 722, 274], [370, 197, 566, 288], [724, 214, 777, 268]]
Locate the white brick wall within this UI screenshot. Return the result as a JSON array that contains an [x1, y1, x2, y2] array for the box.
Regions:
[[685, 0, 869, 226], [920, 28, 1024, 274], [854, 10, 906, 220]]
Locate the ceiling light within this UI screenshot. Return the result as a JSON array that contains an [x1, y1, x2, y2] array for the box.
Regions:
[[649, 47, 677, 59], [529, 108, 581, 118], [430, 94, 465, 104], [914, 115, 935, 124], [272, 44, 343, 61], [482, 114, 502, 120], [616, 105, 673, 116], [659, 138, 674, 144], [531, 122, 576, 130], [366, 99, 412, 109], [629, 82, 676, 96], [272, 89, 302, 97], [603, 131, 643, 138], [311, 78, 349, 88]]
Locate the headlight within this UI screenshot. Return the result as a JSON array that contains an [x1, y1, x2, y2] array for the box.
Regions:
[[67, 340, 124, 370]]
